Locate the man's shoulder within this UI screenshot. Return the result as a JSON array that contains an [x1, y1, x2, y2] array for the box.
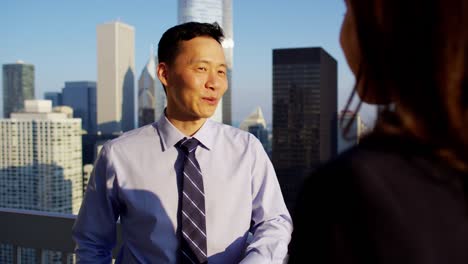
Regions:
[[104, 123, 159, 149], [211, 120, 247, 135], [209, 120, 257, 145]]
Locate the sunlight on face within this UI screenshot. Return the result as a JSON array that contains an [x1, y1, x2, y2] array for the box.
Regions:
[[163, 36, 228, 122]]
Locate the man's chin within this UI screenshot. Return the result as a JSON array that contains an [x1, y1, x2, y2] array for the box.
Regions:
[[200, 109, 217, 118], [201, 113, 215, 119]]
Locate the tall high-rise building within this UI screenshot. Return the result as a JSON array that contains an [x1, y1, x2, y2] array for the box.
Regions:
[[0, 100, 82, 262], [248, 123, 270, 155], [272, 47, 337, 211], [337, 110, 369, 154], [62, 81, 97, 134], [240, 106, 270, 154], [97, 21, 135, 134], [239, 106, 267, 131], [138, 50, 156, 127], [2, 61, 35, 118], [178, 0, 233, 125], [138, 48, 166, 127], [44, 91, 62, 107]]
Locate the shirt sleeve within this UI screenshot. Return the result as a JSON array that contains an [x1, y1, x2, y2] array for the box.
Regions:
[[72, 143, 121, 264], [240, 136, 293, 264]]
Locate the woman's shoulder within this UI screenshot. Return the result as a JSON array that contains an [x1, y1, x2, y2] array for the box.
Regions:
[[303, 132, 465, 197], [320, 132, 436, 172]]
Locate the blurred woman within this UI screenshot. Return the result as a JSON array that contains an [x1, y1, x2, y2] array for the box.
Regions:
[[288, 0, 468, 263]]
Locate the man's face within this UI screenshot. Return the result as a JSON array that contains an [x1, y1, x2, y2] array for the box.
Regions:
[[158, 36, 228, 121]]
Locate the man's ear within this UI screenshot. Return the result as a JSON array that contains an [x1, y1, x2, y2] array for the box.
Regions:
[[157, 62, 169, 88]]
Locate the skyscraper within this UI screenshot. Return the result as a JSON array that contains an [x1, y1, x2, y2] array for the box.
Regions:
[[272, 47, 337, 211], [240, 106, 270, 154], [97, 21, 135, 134], [0, 100, 82, 262], [239, 106, 267, 131], [62, 81, 97, 134], [44, 91, 62, 107], [178, 0, 233, 125], [138, 48, 166, 127], [2, 61, 35, 118]]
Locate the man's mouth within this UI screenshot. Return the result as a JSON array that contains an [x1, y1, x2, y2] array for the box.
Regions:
[[202, 97, 218, 105]]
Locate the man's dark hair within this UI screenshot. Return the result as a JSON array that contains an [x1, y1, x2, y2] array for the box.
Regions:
[[158, 22, 224, 65]]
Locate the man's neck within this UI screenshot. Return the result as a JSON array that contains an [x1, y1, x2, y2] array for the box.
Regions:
[[166, 114, 207, 137]]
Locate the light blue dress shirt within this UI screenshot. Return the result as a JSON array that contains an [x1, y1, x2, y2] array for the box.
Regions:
[[72, 115, 292, 263]]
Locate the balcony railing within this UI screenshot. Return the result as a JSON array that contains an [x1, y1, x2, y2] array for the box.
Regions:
[[0, 207, 122, 263], [1, 208, 288, 263]]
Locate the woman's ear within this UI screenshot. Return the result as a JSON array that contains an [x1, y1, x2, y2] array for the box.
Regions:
[[356, 74, 393, 105]]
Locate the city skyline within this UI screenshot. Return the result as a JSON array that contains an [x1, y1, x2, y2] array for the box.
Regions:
[[0, 99, 83, 262], [1, 0, 375, 126]]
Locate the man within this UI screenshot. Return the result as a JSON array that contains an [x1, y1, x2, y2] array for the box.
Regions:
[[72, 22, 292, 264]]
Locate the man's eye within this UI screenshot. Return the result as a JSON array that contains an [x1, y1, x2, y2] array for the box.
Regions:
[[198, 67, 207, 71], [218, 70, 226, 75]]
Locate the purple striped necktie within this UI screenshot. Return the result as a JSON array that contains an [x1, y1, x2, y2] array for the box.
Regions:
[[178, 138, 207, 264]]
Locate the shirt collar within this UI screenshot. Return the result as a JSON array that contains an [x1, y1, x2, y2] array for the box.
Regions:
[[156, 113, 216, 151], [192, 118, 215, 151]]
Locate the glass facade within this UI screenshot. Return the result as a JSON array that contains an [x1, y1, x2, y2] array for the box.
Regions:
[[2, 62, 35, 118], [62, 81, 97, 134], [138, 53, 161, 127], [272, 47, 337, 212], [44, 92, 63, 107]]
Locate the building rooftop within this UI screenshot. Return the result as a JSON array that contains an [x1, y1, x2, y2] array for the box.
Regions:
[[239, 106, 267, 131]]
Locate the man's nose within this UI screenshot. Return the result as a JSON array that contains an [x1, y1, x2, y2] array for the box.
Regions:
[[205, 70, 221, 90]]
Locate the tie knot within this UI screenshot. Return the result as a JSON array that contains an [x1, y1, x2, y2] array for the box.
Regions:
[[178, 138, 200, 153]]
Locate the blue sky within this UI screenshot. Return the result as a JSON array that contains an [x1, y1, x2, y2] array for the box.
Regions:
[[1, 0, 375, 125]]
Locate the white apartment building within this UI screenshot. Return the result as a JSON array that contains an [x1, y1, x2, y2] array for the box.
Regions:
[[0, 100, 83, 214]]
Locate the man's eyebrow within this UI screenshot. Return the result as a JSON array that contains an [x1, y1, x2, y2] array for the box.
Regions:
[[190, 59, 227, 68]]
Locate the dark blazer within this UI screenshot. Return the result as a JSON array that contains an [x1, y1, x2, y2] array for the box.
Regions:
[[288, 133, 468, 263]]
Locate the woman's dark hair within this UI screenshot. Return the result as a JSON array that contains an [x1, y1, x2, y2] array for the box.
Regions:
[[344, 0, 468, 170]]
